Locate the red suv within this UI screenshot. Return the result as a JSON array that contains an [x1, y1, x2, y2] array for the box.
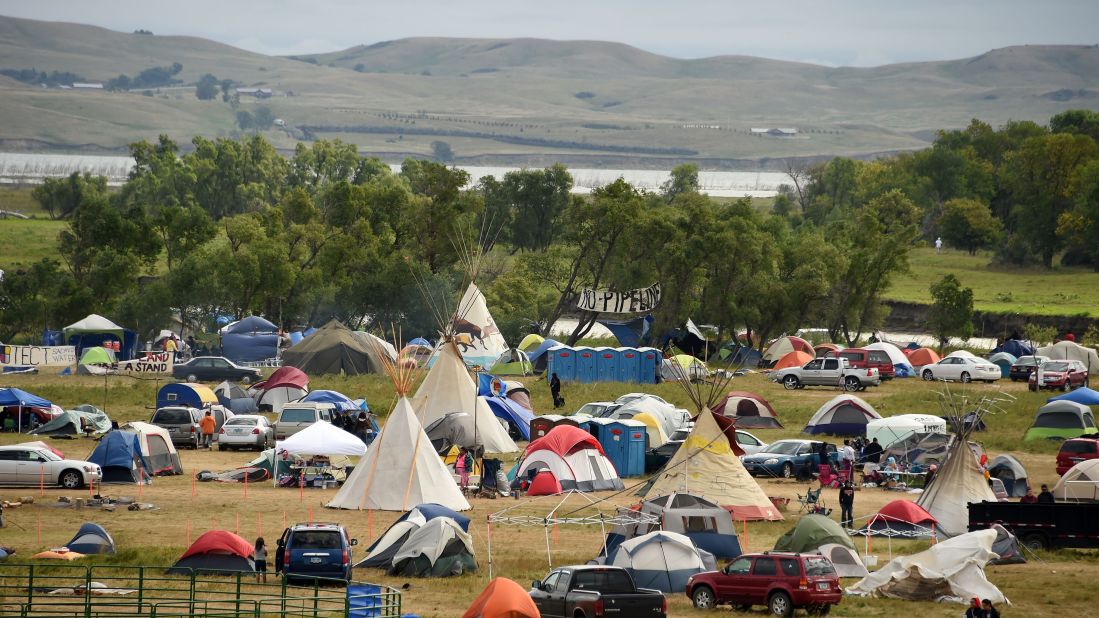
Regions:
[[1029, 360, 1089, 392], [1057, 438, 1099, 475], [837, 348, 895, 380], [686, 552, 841, 616]]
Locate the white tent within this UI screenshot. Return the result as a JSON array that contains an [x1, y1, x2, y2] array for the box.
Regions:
[[607, 531, 714, 593], [63, 314, 125, 338], [865, 342, 909, 366], [847, 528, 1008, 605], [412, 341, 517, 454], [817, 543, 868, 578], [612, 396, 690, 437], [916, 435, 996, 537], [1052, 458, 1099, 501], [1037, 340, 1099, 374], [945, 350, 979, 359], [865, 415, 948, 448], [440, 282, 509, 370], [352, 331, 399, 363], [327, 397, 471, 512], [276, 421, 366, 458]]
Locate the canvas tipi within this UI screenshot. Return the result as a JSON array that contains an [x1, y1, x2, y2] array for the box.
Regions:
[[327, 340, 470, 512], [443, 282, 509, 370]]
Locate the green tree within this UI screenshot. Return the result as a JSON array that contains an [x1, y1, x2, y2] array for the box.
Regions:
[[939, 198, 1002, 255], [399, 159, 475, 272], [481, 165, 573, 252], [195, 73, 219, 100], [1059, 159, 1099, 269], [31, 172, 108, 220], [236, 111, 254, 131], [253, 106, 275, 130], [660, 163, 699, 203], [928, 274, 974, 351], [1050, 109, 1099, 142], [431, 140, 454, 163]]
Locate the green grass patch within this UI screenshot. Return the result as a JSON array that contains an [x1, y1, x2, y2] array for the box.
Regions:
[[0, 218, 64, 269]]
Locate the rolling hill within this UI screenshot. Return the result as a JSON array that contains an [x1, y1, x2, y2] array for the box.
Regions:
[[0, 14, 1097, 166]]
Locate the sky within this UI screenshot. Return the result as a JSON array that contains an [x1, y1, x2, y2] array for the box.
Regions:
[[2, 0, 1097, 67]]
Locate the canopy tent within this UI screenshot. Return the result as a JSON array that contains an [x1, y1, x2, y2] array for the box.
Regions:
[[865, 341, 916, 377], [1037, 340, 1099, 374], [88, 431, 150, 484], [156, 383, 218, 410], [847, 529, 1008, 605], [607, 530, 715, 593], [1024, 400, 1098, 441], [865, 414, 947, 448], [1049, 386, 1099, 406], [357, 503, 470, 568], [604, 492, 741, 559], [988, 455, 1028, 497], [65, 523, 116, 555], [281, 319, 385, 375], [412, 340, 518, 454], [772, 350, 814, 371], [0, 387, 54, 433], [276, 421, 366, 458], [711, 391, 782, 428], [852, 500, 938, 538], [63, 314, 138, 360], [434, 283, 510, 370], [644, 409, 782, 521], [389, 517, 476, 577], [461, 577, 540, 618], [762, 336, 814, 363], [119, 422, 183, 476], [905, 347, 941, 367], [76, 346, 117, 375], [804, 394, 882, 436], [917, 435, 997, 537], [993, 339, 1035, 359], [1052, 458, 1099, 501], [988, 352, 1017, 377], [250, 366, 309, 413], [774, 514, 857, 554], [219, 316, 280, 363], [299, 389, 362, 413], [516, 425, 624, 493], [167, 530, 255, 575]]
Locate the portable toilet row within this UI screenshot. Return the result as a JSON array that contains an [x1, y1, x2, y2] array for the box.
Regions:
[[548, 346, 661, 384], [530, 414, 582, 440], [586, 417, 646, 477]]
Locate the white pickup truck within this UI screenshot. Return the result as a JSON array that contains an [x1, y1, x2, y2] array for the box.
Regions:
[[770, 357, 881, 391]]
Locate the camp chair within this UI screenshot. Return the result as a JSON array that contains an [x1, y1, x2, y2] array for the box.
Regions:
[[836, 468, 851, 485], [796, 487, 822, 513], [818, 464, 837, 488]]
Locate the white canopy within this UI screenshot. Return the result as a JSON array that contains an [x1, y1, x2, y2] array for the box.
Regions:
[[866, 415, 948, 448], [276, 421, 366, 457], [63, 314, 125, 337]]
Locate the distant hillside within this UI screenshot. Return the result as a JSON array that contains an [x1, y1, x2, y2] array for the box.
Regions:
[[1, 14, 1097, 166]]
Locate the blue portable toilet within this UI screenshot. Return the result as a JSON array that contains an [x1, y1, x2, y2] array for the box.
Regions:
[[601, 419, 647, 477], [594, 347, 619, 382], [586, 417, 614, 444], [548, 346, 576, 381], [617, 348, 641, 383], [574, 347, 597, 383], [637, 348, 661, 384]]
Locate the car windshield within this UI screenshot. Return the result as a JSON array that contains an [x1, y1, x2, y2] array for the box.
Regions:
[[280, 408, 315, 423], [762, 441, 803, 455], [805, 557, 836, 576], [1044, 362, 1070, 372], [290, 531, 342, 549], [1017, 357, 1041, 366], [226, 417, 258, 426], [670, 429, 690, 441]]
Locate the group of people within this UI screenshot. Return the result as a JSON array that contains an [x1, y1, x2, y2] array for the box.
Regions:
[[1020, 484, 1057, 504], [330, 409, 376, 445], [965, 598, 1001, 618]]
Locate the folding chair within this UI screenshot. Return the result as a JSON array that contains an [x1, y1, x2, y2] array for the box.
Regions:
[[796, 487, 822, 513]]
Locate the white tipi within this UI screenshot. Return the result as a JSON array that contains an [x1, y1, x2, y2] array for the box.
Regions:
[[327, 344, 471, 512], [446, 282, 509, 370]]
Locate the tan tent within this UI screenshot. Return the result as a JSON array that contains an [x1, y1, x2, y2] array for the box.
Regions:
[[281, 320, 388, 375], [1037, 341, 1099, 374], [1052, 459, 1099, 501], [644, 409, 782, 521], [916, 435, 996, 537]]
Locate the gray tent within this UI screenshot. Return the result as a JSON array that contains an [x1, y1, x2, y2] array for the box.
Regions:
[[29, 406, 111, 436], [603, 492, 741, 559], [424, 412, 484, 454], [988, 455, 1029, 497], [281, 320, 385, 375], [388, 518, 476, 578]]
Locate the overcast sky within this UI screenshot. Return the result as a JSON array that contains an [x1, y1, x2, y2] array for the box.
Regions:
[[3, 0, 1097, 66]]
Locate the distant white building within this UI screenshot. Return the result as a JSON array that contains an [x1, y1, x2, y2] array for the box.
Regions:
[[235, 87, 274, 98], [72, 83, 104, 89], [750, 127, 798, 137]]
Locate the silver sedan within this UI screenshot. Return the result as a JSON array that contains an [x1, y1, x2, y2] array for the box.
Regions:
[[217, 415, 275, 451]]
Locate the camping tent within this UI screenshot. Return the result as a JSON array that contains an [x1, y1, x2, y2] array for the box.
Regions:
[[518, 334, 544, 352], [527, 338, 562, 374], [88, 431, 149, 484], [988, 523, 1025, 565], [156, 383, 219, 410], [461, 577, 540, 618], [817, 543, 869, 578], [0, 387, 54, 432], [516, 425, 623, 492], [328, 396, 470, 512], [30, 407, 111, 437], [167, 530, 255, 575], [76, 346, 117, 375], [277, 421, 366, 458], [250, 366, 309, 413], [988, 352, 1017, 378], [65, 523, 116, 555], [866, 342, 915, 377], [607, 531, 714, 593], [1037, 340, 1099, 374], [412, 341, 518, 454], [644, 410, 782, 521], [281, 320, 386, 375], [847, 529, 1008, 605], [988, 455, 1029, 497], [762, 336, 814, 363], [605, 492, 741, 559], [804, 395, 882, 436], [1052, 459, 1099, 501], [661, 354, 708, 382], [1024, 400, 1098, 441], [772, 350, 813, 371], [917, 435, 997, 537], [865, 415, 947, 448], [711, 391, 782, 429], [632, 413, 670, 448], [299, 389, 362, 412], [219, 316, 280, 363], [1049, 386, 1099, 406], [357, 503, 470, 568], [853, 500, 938, 538], [484, 396, 534, 441], [612, 396, 690, 438], [213, 381, 258, 414], [118, 422, 183, 476], [388, 517, 476, 577], [425, 413, 483, 454], [905, 347, 940, 368], [63, 314, 138, 360], [993, 339, 1035, 359], [774, 514, 857, 554], [814, 343, 842, 357]]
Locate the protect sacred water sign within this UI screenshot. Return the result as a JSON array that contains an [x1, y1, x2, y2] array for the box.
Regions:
[[0, 345, 77, 367], [576, 283, 661, 314]]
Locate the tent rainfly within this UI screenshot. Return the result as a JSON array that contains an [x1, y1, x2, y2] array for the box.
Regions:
[[711, 391, 782, 428], [281, 319, 387, 375], [804, 394, 882, 436], [607, 530, 715, 593]]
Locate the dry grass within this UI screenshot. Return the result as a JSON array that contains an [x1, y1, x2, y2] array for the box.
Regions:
[[0, 371, 1093, 616]]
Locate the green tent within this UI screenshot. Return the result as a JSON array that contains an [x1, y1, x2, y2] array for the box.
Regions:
[[281, 319, 386, 375], [773, 514, 856, 553], [29, 405, 111, 436], [77, 347, 117, 374], [1024, 400, 1099, 441]]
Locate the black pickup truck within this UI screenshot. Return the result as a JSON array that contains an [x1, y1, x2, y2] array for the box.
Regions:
[[968, 500, 1099, 550], [530, 565, 667, 618]]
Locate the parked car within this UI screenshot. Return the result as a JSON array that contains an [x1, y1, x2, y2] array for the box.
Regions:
[[1009, 355, 1050, 382], [645, 426, 767, 472], [615, 393, 670, 406], [530, 565, 667, 618], [742, 440, 839, 479], [274, 403, 335, 440], [172, 356, 262, 384], [218, 414, 275, 451], [572, 401, 620, 419], [1056, 437, 1099, 475], [279, 522, 357, 584], [837, 348, 895, 380], [990, 477, 1009, 501], [1029, 360, 1089, 392], [770, 357, 881, 391], [920, 356, 1001, 383], [735, 429, 769, 456], [0, 445, 101, 489], [152, 405, 232, 449], [686, 551, 841, 615]]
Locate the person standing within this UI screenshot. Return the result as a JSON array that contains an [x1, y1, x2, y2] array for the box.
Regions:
[[838, 482, 855, 528], [935, 237, 943, 252], [165, 336, 178, 360], [1037, 484, 1056, 504], [550, 373, 563, 409], [456, 448, 471, 493], [864, 437, 883, 464], [199, 410, 216, 449], [981, 599, 1000, 618], [254, 537, 267, 583], [1020, 487, 1037, 503], [840, 440, 856, 474]]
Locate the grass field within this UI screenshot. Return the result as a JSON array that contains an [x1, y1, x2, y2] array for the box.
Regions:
[[0, 218, 64, 269], [0, 370, 1090, 617]]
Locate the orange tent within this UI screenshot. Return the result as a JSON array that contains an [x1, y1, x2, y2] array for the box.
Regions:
[[462, 577, 541, 618], [33, 549, 85, 561], [773, 350, 814, 371], [906, 347, 941, 367]]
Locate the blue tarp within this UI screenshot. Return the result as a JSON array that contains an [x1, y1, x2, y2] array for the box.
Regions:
[[300, 390, 360, 412], [1050, 387, 1099, 406], [408, 337, 432, 347], [993, 339, 1036, 358], [598, 315, 653, 348], [484, 397, 534, 440], [221, 316, 280, 363]]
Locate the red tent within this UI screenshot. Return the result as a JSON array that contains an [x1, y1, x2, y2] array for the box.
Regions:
[[711, 391, 783, 429], [179, 530, 254, 560], [254, 366, 308, 390], [527, 470, 563, 496], [168, 530, 255, 574], [872, 500, 937, 526], [524, 425, 606, 457]]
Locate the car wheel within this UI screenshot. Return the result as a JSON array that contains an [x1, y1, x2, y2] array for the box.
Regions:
[[1062, 383, 1069, 392], [782, 462, 794, 479], [844, 376, 860, 391], [960, 372, 971, 383], [768, 591, 793, 617], [691, 586, 716, 609], [1021, 532, 1048, 551], [241, 375, 253, 385], [922, 370, 934, 381], [59, 470, 83, 489], [783, 375, 800, 390], [186, 373, 198, 382]]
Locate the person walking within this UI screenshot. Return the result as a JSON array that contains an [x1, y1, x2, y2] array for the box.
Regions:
[[254, 537, 268, 583], [1037, 484, 1056, 504], [935, 237, 943, 253], [550, 373, 563, 409], [199, 410, 216, 449], [838, 482, 856, 528]]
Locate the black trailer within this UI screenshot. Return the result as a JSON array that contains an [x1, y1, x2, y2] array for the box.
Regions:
[[968, 500, 1099, 550]]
